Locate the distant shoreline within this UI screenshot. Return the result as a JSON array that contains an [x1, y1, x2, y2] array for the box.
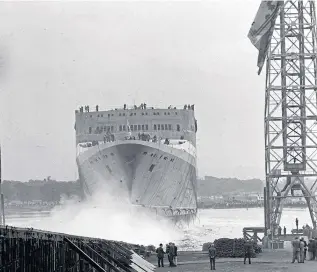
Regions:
[[2, 203, 308, 217], [197, 202, 308, 209]]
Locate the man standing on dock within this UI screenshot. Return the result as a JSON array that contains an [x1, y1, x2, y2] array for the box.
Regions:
[[278, 226, 282, 236], [208, 243, 216, 270], [166, 243, 170, 264], [313, 238, 317, 260], [291, 237, 300, 263], [299, 238, 305, 263], [173, 243, 178, 266], [295, 218, 299, 233], [243, 240, 252, 265], [168, 243, 176, 267], [156, 244, 165, 267], [303, 238, 307, 260]]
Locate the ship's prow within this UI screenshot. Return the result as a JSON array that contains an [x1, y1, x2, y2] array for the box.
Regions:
[[75, 104, 198, 219]]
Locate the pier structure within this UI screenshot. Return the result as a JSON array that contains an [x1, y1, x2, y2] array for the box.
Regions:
[[243, 227, 265, 243], [263, 0, 317, 235], [0, 226, 155, 272]]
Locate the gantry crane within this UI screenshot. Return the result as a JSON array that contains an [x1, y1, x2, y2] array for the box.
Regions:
[[249, 1, 317, 235]]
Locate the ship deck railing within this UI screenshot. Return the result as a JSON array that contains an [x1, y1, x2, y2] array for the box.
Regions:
[[77, 138, 197, 157]]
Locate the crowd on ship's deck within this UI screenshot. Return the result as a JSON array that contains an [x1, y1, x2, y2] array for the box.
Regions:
[[83, 133, 185, 147], [78, 103, 195, 113]]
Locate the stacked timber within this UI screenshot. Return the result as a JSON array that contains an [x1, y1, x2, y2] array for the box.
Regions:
[[202, 238, 261, 258]]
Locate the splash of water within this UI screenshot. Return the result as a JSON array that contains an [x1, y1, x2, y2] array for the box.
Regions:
[[33, 181, 183, 247]]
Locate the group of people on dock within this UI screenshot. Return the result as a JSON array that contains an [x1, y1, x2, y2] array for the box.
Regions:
[[277, 225, 287, 236], [155, 242, 178, 267], [155, 239, 253, 270], [292, 236, 317, 263]]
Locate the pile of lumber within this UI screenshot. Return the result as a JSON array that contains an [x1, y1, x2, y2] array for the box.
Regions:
[[202, 238, 261, 258]]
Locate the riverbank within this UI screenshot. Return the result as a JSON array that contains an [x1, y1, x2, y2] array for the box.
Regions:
[[198, 201, 308, 209], [3, 205, 54, 215]]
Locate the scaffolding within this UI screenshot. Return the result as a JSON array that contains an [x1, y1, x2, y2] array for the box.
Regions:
[[265, 0, 317, 234]]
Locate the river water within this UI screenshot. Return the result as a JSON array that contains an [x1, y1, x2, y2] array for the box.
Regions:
[[5, 205, 312, 251]]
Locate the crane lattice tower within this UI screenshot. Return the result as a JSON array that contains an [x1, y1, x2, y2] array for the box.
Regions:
[[265, 0, 317, 233]]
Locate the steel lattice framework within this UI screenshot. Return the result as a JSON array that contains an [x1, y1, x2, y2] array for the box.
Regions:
[[265, 0, 317, 233]]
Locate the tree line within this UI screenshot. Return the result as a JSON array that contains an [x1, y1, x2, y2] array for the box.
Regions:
[[2, 179, 83, 203], [197, 176, 264, 196], [1, 176, 265, 203]]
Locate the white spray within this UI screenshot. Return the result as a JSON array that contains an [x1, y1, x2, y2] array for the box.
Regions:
[[32, 178, 183, 247]]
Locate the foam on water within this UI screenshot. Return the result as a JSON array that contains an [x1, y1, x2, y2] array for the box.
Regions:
[[28, 184, 183, 247]]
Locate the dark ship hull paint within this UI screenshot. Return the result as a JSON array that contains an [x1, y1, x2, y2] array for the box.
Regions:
[[77, 140, 197, 217]]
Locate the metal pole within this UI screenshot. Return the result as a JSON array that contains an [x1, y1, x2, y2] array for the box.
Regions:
[[264, 187, 267, 235], [0, 145, 5, 225], [268, 184, 274, 248], [1, 194, 5, 226], [265, 177, 271, 240], [0, 145, 2, 225]]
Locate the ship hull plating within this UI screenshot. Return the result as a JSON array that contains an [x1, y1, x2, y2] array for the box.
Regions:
[[77, 140, 197, 217]]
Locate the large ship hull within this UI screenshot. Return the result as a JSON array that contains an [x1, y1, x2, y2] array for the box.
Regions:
[[77, 140, 197, 219]]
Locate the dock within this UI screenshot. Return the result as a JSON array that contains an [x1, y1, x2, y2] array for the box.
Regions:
[[1, 223, 316, 271], [146, 249, 317, 272], [242, 226, 314, 243], [0, 225, 155, 272], [243, 227, 265, 242]]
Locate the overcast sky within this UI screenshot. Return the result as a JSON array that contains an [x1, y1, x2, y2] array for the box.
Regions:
[[0, 1, 265, 181]]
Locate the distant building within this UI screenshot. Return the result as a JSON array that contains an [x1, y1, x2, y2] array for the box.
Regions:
[[8, 200, 23, 205]]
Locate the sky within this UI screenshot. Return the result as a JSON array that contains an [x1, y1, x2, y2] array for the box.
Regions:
[[0, 0, 265, 181]]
